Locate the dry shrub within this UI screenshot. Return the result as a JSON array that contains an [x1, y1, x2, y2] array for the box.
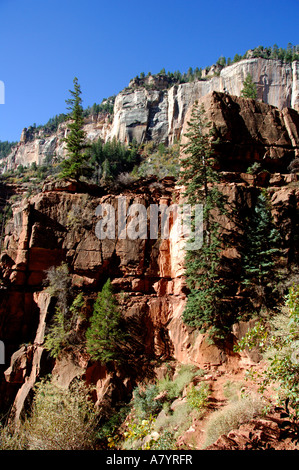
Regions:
[[1, 378, 99, 450], [24, 379, 98, 450], [203, 394, 265, 448]]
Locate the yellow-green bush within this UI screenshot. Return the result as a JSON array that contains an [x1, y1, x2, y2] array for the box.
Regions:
[[203, 394, 265, 448], [0, 378, 99, 450]]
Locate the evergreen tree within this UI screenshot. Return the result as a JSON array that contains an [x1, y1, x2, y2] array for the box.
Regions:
[[179, 102, 229, 338], [60, 77, 89, 180], [241, 191, 281, 308], [0, 140, 18, 159], [233, 53, 242, 63], [86, 137, 138, 184], [241, 74, 257, 99], [86, 279, 125, 363]]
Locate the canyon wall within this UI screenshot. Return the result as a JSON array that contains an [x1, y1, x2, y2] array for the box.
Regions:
[[1, 93, 298, 419], [1, 172, 298, 419], [3, 114, 111, 171], [3, 58, 299, 171], [108, 58, 299, 145]]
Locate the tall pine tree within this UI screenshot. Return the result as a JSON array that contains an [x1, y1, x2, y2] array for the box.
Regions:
[[86, 279, 125, 364], [242, 191, 281, 309], [179, 101, 229, 339], [60, 77, 89, 180]]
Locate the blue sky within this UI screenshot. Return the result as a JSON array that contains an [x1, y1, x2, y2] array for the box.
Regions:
[[0, 0, 298, 142]]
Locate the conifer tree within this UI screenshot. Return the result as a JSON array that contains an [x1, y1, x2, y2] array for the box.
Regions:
[[241, 74, 257, 99], [60, 77, 89, 180], [242, 191, 280, 308], [86, 279, 124, 363], [179, 102, 229, 338]]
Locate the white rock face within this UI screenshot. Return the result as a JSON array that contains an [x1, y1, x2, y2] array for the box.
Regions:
[[292, 61, 299, 110], [3, 58, 299, 170], [3, 114, 110, 171], [107, 58, 299, 146]]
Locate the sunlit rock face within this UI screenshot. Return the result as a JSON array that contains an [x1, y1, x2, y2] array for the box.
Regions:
[[4, 58, 299, 171], [108, 58, 299, 146]]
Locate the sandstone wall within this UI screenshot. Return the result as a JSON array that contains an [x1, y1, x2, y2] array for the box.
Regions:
[[1, 171, 298, 416]]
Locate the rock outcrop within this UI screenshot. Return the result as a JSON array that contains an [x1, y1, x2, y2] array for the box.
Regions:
[[206, 409, 299, 450], [109, 58, 299, 146], [3, 58, 299, 171], [3, 113, 111, 171], [182, 92, 299, 173]]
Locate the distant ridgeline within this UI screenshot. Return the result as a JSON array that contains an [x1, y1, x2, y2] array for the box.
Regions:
[[18, 95, 116, 142], [132, 43, 299, 86]]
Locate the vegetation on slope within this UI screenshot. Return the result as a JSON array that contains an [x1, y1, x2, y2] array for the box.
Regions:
[[0, 140, 18, 159], [132, 43, 299, 87]]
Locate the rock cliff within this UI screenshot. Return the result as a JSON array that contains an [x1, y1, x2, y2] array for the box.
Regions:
[[1, 174, 298, 432], [109, 58, 299, 146], [3, 58, 299, 171], [0, 92, 298, 427], [0, 80, 299, 449], [3, 113, 111, 171]]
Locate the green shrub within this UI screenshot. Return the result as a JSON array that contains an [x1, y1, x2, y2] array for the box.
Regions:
[[133, 384, 162, 420], [44, 292, 84, 358], [158, 364, 199, 400], [0, 422, 27, 450], [222, 380, 245, 402], [147, 429, 178, 450], [236, 285, 299, 416], [260, 285, 299, 414], [137, 141, 180, 179], [153, 401, 195, 445], [186, 383, 210, 411], [44, 262, 85, 358], [25, 379, 98, 450], [121, 416, 156, 450]]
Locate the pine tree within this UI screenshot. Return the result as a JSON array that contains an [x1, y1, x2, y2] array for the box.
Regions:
[[179, 102, 229, 337], [242, 191, 281, 308], [60, 77, 89, 180], [241, 74, 257, 100], [86, 279, 124, 363]]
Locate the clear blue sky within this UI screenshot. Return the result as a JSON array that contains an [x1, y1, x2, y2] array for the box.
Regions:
[[0, 0, 298, 142]]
